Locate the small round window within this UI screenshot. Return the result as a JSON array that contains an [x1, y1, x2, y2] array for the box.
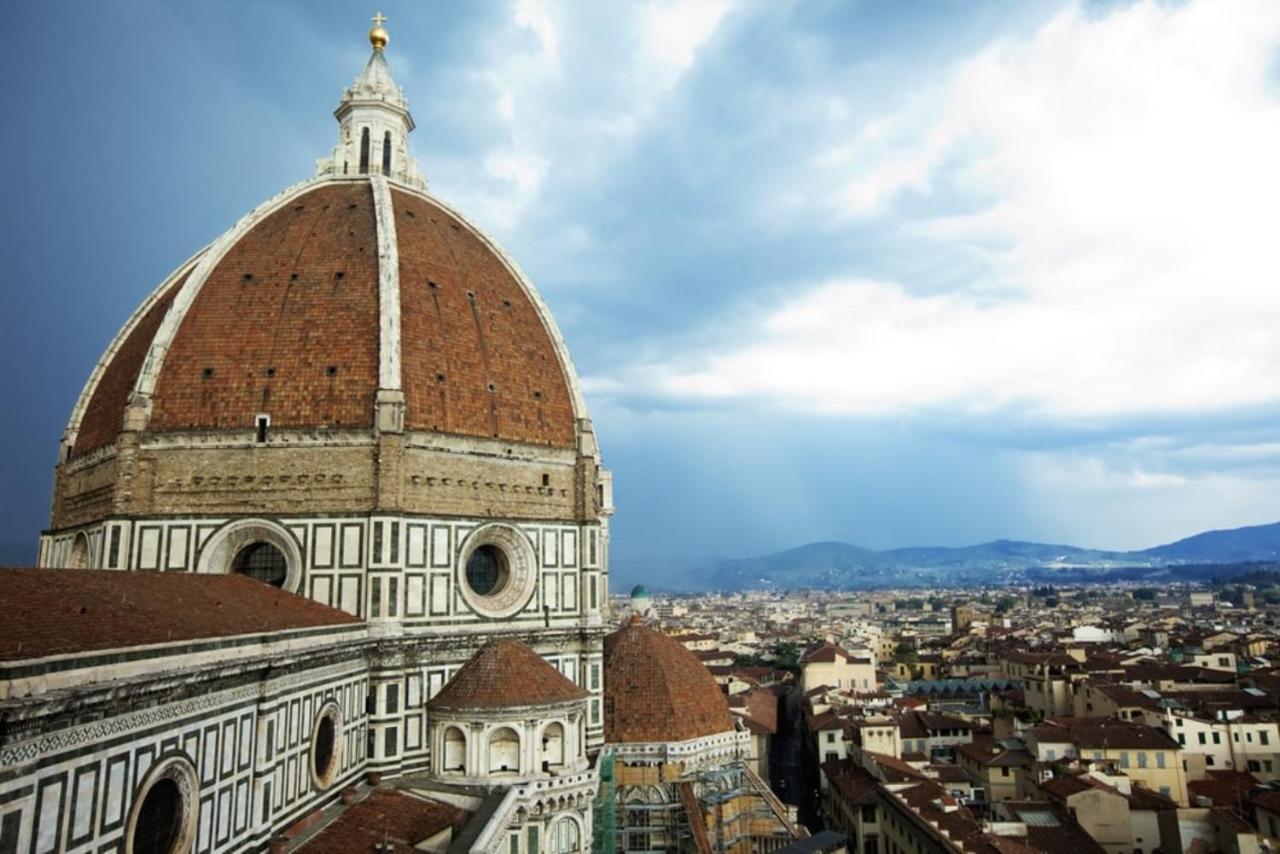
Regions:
[[311, 702, 342, 790], [465, 545, 508, 596], [231, 542, 288, 588]]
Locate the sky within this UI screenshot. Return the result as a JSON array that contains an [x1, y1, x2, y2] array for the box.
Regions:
[[3, 0, 1280, 564]]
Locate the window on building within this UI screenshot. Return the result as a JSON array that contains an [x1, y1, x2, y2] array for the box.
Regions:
[[548, 819, 579, 854], [359, 127, 370, 173], [466, 545, 508, 596], [1137, 752, 1148, 769], [443, 727, 466, 772], [133, 779, 183, 854], [312, 711, 338, 788], [1213, 732, 1222, 745], [231, 541, 288, 587], [1198, 732, 1206, 745], [489, 727, 520, 774], [1262, 731, 1271, 746], [382, 131, 392, 176], [1207, 756, 1216, 767], [1120, 752, 1130, 768], [1156, 752, 1166, 769]]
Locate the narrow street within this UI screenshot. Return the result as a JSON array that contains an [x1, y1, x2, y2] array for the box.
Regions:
[[770, 689, 825, 832]]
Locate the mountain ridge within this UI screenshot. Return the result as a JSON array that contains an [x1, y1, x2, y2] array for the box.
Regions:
[[614, 520, 1280, 591]]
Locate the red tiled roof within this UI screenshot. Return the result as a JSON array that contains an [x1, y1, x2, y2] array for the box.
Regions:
[[77, 179, 577, 455], [392, 189, 574, 445], [427, 639, 588, 710], [1042, 717, 1179, 750], [604, 621, 734, 744], [0, 568, 359, 660], [296, 790, 467, 854], [821, 758, 879, 806], [803, 641, 852, 664], [151, 183, 381, 432], [73, 270, 189, 457], [1187, 769, 1262, 807]]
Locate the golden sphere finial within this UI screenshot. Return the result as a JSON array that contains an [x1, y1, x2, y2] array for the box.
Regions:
[[369, 12, 389, 49]]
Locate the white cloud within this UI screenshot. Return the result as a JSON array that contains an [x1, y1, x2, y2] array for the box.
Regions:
[[644, 0, 734, 82], [1014, 448, 1280, 549], [610, 0, 1280, 420], [430, 0, 736, 234]]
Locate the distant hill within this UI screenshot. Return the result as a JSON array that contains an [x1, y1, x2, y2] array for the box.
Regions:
[[611, 520, 1280, 591], [1137, 521, 1280, 563]]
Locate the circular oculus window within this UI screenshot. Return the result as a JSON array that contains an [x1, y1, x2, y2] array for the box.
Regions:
[[196, 518, 303, 592], [466, 545, 508, 596], [456, 524, 537, 619], [126, 755, 199, 854], [231, 541, 288, 588], [311, 702, 342, 790]]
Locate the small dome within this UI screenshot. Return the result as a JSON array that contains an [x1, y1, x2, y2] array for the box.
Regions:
[[603, 621, 733, 743], [631, 584, 649, 598], [427, 639, 588, 711]]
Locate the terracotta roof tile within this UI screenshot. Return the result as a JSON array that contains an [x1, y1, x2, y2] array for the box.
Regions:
[[73, 270, 190, 457], [151, 183, 381, 431], [604, 621, 734, 743], [82, 178, 579, 451], [0, 567, 358, 660], [297, 790, 467, 854], [393, 190, 575, 447], [427, 639, 587, 710]]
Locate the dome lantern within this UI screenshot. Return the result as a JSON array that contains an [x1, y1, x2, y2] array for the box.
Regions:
[[316, 14, 424, 188]]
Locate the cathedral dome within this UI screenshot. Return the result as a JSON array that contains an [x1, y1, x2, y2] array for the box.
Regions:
[[62, 33, 587, 463], [603, 620, 734, 743], [65, 177, 581, 457], [45, 20, 611, 595]]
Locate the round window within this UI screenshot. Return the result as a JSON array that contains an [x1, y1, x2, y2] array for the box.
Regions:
[[455, 524, 537, 619], [126, 756, 198, 854], [465, 545, 508, 596], [311, 702, 342, 790], [231, 542, 288, 587], [132, 779, 182, 854], [314, 717, 336, 782]]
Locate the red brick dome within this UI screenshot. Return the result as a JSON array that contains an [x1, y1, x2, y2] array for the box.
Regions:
[[427, 639, 588, 710], [65, 177, 582, 458], [603, 620, 735, 744]]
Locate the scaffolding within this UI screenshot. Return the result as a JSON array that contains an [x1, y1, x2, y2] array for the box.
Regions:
[[592, 749, 617, 854]]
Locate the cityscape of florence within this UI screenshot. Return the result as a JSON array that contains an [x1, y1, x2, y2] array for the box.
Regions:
[[5, 2, 1280, 853]]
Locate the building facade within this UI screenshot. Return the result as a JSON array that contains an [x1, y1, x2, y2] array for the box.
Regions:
[[6, 19, 615, 854]]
